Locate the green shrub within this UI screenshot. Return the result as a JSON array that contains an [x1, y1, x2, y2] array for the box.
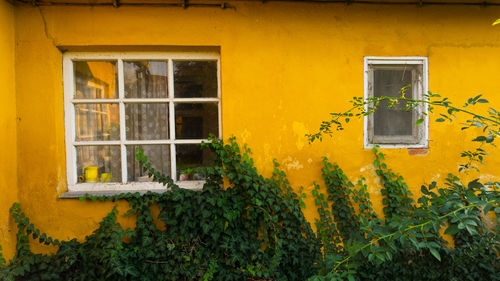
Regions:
[[0, 137, 320, 281], [0, 92, 498, 281]]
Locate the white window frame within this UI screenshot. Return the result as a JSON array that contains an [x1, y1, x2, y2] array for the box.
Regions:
[[63, 52, 221, 192], [364, 56, 428, 149]]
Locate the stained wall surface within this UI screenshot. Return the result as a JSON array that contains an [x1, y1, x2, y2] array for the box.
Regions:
[[5, 1, 500, 257], [0, 0, 18, 260]]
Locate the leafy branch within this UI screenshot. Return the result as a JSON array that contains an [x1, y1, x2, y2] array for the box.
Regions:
[[307, 90, 500, 171], [330, 198, 496, 273]]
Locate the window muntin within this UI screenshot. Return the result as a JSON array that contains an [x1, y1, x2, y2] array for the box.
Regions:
[[364, 57, 428, 148], [64, 53, 221, 191]]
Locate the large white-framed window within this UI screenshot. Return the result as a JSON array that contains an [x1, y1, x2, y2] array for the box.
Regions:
[[63, 52, 221, 192], [364, 57, 428, 149]]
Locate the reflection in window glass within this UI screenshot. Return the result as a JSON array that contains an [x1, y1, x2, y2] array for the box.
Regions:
[[75, 104, 120, 141], [126, 103, 169, 140], [76, 146, 121, 183], [124, 61, 168, 98], [74, 61, 117, 99], [373, 69, 413, 136], [176, 144, 215, 181], [67, 54, 221, 188], [127, 145, 170, 182], [175, 103, 218, 139], [174, 61, 217, 98]]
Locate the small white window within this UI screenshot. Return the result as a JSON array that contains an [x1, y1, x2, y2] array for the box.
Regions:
[[63, 52, 221, 192], [364, 57, 428, 148]]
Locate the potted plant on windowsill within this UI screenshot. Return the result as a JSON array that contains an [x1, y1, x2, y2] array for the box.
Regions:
[[178, 168, 193, 181]]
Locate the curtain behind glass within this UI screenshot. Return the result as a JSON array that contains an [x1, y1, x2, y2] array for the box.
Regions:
[[373, 68, 413, 136], [124, 61, 170, 181]]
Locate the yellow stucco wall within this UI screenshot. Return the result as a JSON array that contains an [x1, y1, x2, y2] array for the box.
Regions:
[[3, 1, 500, 258], [0, 0, 18, 261]]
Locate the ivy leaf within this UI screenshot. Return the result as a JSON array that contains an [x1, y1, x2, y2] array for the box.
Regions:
[[472, 136, 486, 142], [444, 224, 459, 235], [416, 118, 424, 125], [429, 247, 441, 261], [435, 118, 445, 122], [467, 179, 483, 189], [484, 203, 493, 215]]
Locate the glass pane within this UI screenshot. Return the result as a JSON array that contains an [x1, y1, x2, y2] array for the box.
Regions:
[[76, 146, 121, 183], [75, 104, 120, 141], [124, 61, 168, 98], [373, 68, 413, 136], [175, 103, 218, 139], [126, 103, 169, 140], [173, 61, 217, 98], [127, 145, 170, 182], [74, 61, 117, 99], [176, 144, 214, 181]]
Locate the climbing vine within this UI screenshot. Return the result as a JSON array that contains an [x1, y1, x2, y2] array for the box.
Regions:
[[0, 137, 321, 281], [0, 92, 498, 280], [306, 92, 499, 280]]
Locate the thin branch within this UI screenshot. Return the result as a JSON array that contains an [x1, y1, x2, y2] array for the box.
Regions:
[[330, 199, 495, 273]]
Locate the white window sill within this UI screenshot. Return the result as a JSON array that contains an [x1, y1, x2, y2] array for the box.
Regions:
[[364, 143, 429, 149], [59, 181, 205, 199]]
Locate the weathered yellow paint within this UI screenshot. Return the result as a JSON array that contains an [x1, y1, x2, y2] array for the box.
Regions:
[[0, 0, 18, 261], [1, 1, 500, 258]]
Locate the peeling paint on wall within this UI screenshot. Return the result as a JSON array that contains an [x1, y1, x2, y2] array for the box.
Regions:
[[292, 122, 307, 151], [283, 156, 304, 171]]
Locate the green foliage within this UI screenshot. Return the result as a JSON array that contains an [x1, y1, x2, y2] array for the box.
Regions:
[[373, 149, 414, 219], [310, 150, 499, 281], [0, 137, 320, 281], [307, 92, 499, 280], [307, 91, 500, 172], [351, 177, 380, 227], [321, 159, 360, 241], [0, 136, 498, 280], [0, 91, 499, 280], [311, 182, 343, 256]]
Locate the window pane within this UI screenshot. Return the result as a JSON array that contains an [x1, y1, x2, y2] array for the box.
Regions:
[[74, 61, 117, 99], [125, 103, 169, 140], [176, 144, 214, 181], [127, 145, 170, 182], [174, 61, 217, 98], [373, 69, 413, 136], [75, 104, 120, 141], [124, 61, 168, 98], [76, 146, 121, 183], [175, 103, 218, 139]]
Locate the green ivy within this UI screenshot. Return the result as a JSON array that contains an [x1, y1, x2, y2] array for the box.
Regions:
[[0, 137, 320, 281], [321, 158, 360, 241], [373, 148, 415, 220], [0, 139, 498, 280], [309, 151, 499, 281], [0, 116, 498, 281]]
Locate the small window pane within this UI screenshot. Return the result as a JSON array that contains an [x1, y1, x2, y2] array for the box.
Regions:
[[373, 69, 413, 136], [74, 61, 118, 99], [124, 61, 168, 98], [176, 144, 215, 181], [175, 103, 218, 139], [127, 145, 170, 182], [174, 61, 217, 98], [76, 146, 121, 183], [75, 104, 120, 141], [126, 103, 169, 140]]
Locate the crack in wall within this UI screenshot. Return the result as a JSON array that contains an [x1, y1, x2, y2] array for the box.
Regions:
[[38, 7, 57, 46]]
